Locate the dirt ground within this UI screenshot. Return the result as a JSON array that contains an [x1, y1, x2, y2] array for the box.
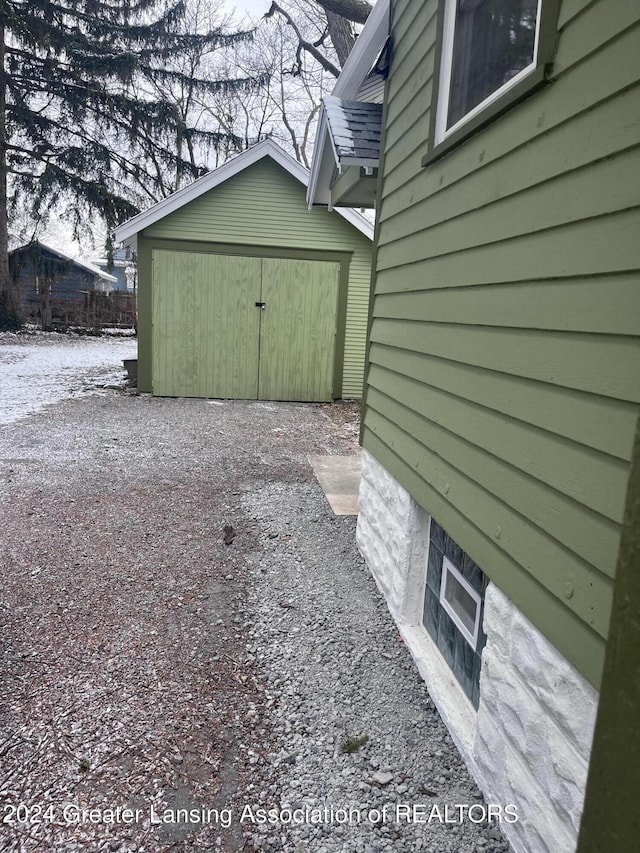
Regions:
[[0, 389, 360, 852]]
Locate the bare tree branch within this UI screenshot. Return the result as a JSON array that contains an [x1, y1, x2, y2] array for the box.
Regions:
[[266, 2, 341, 76]]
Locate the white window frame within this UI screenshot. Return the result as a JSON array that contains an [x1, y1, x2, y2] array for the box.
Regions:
[[434, 0, 545, 145], [439, 556, 482, 650]]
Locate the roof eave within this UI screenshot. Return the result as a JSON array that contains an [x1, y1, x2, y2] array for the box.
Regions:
[[115, 137, 373, 243], [13, 240, 117, 282], [332, 0, 391, 101], [114, 139, 310, 243], [307, 0, 389, 209], [336, 156, 380, 170], [306, 109, 331, 209]]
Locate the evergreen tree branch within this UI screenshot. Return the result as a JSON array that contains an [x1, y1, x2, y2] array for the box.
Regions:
[[0, 0, 267, 320]]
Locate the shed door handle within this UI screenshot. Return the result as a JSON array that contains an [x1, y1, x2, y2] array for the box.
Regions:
[[255, 302, 266, 309]]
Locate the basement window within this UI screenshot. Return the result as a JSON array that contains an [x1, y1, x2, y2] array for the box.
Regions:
[[440, 557, 481, 650], [422, 520, 488, 707]]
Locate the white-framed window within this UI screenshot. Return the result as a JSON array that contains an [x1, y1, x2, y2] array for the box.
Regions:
[[439, 556, 482, 650], [435, 0, 544, 144]]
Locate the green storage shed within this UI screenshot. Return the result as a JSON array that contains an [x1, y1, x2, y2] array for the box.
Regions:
[[113, 140, 373, 401]]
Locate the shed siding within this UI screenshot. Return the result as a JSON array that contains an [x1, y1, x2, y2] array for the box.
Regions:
[[142, 158, 371, 398], [365, 0, 640, 686]]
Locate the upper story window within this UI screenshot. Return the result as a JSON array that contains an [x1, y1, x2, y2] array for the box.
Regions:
[[422, 0, 560, 165], [435, 0, 542, 143]]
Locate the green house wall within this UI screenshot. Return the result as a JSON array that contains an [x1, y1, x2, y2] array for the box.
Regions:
[[135, 158, 372, 398], [364, 0, 640, 687]]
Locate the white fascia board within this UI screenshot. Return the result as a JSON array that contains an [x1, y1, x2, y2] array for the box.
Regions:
[[335, 207, 374, 238], [115, 137, 372, 242], [306, 109, 330, 208], [333, 0, 390, 100], [114, 140, 302, 243], [336, 157, 379, 169]]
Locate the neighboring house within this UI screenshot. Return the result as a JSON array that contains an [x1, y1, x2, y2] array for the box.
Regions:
[[308, 2, 640, 852], [9, 241, 117, 326], [113, 139, 373, 402], [91, 246, 137, 292]]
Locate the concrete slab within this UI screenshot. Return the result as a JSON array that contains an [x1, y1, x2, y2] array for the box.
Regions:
[[308, 452, 361, 516]]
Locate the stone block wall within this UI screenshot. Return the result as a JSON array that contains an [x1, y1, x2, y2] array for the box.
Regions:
[[356, 448, 599, 853], [474, 585, 598, 853], [356, 449, 423, 620]]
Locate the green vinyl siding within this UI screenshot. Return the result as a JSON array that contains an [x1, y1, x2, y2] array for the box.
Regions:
[[139, 158, 371, 398], [365, 0, 640, 686]]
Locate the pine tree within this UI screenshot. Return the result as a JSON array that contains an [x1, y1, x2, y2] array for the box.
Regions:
[[0, 0, 258, 327]]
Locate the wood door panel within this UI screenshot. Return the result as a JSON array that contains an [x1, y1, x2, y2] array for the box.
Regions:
[[152, 250, 261, 398], [258, 258, 339, 401]]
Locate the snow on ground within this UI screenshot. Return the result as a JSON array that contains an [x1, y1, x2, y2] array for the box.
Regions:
[[0, 331, 137, 425]]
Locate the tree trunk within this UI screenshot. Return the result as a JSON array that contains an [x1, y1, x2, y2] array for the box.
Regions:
[[314, 0, 372, 25], [40, 280, 52, 330], [326, 10, 356, 68], [0, 21, 13, 308]]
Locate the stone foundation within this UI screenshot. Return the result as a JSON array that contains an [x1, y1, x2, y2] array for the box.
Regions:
[[474, 585, 598, 853], [356, 448, 599, 853]]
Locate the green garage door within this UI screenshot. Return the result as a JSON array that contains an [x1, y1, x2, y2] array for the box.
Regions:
[[152, 250, 262, 398], [259, 257, 339, 401], [152, 249, 339, 401]]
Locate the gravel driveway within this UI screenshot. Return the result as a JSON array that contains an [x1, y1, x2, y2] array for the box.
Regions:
[[0, 335, 509, 853]]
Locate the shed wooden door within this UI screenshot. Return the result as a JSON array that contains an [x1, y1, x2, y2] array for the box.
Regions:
[[152, 250, 339, 400], [152, 250, 262, 398], [258, 258, 339, 401]]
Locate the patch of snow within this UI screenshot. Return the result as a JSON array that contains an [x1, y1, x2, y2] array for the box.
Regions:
[[0, 332, 137, 425]]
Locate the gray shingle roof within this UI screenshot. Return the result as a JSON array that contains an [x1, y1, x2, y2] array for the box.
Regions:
[[323, 96, 382, 164]]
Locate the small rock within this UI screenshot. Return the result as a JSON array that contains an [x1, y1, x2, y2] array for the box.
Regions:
[[371, 771, 393, 786]]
